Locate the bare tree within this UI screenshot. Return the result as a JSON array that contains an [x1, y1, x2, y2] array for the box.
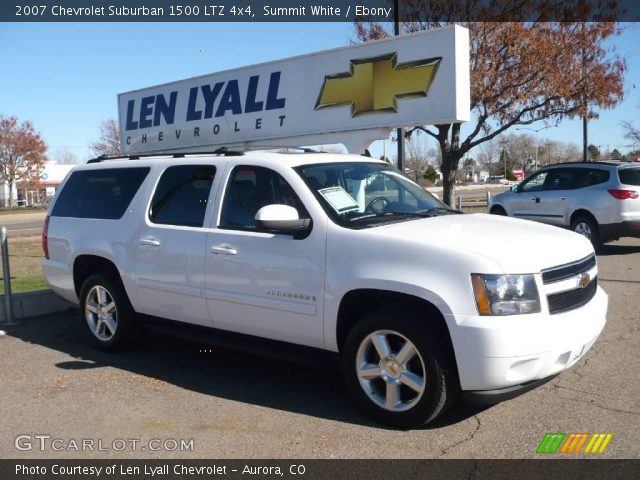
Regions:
[[355, 4, 626, 205], [54, 147, 78, 165], [621, 120, 640, 146], [89, 118, 120, 157], [0, 115, 48, 207]]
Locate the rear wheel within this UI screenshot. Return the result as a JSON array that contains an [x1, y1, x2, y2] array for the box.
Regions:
[[570, 215, 601, 251], [342, 308, 458, 428], [79, 274, 138, 351]]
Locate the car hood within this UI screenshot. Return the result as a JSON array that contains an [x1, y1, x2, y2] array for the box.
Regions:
[[375, 213, 594, 273]]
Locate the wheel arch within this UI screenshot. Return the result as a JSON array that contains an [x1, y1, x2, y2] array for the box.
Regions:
[[73, 254, 126, 298], [335, 288, 456, 364], [489, 203, 507, 215], [570, 208, 598, 226]]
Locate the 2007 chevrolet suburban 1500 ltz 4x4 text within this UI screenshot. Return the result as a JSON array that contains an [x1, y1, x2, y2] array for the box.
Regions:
[[42, 150, 607, 427]]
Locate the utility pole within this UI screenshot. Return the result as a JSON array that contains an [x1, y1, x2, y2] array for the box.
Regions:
[[581, 22, 588, 162], [394, 0, 405, 173]]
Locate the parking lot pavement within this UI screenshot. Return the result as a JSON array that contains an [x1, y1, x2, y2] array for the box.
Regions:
[[0, 239, 638, 459], [0, 211, 46, 236]]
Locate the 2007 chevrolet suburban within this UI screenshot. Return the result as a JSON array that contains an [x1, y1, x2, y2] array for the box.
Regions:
[[43, 150, 607, 427]]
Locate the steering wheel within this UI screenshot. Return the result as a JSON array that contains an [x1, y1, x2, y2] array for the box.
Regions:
[[365, 196, 390, 213]]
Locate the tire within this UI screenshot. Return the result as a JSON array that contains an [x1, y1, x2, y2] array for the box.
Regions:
[[570, 215, 602, 252], [78, 273, 139, 351], [342, 308, 458, 428], [490, 206, 507, 215]]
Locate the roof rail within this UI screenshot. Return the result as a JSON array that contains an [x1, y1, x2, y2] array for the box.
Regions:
[[541, 160, 631, 167], [86, 147, 244, 164]]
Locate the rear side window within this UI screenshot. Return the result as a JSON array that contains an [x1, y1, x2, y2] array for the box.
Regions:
[[149, 165, 216, 227], [52, 168, 149, 219], [619, 168, 640, 186], [572, 168, 610, 188]]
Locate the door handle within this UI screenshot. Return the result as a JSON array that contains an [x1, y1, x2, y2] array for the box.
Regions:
[[139, 237, 161, 247], [210, 244, 237, 255], [560, 196, 568, 200], [530, 197, 540, 203]]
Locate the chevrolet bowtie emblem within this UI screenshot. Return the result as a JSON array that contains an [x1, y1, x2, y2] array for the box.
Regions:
[[315, 53, 441, 116], [578, 273, 591, 288]]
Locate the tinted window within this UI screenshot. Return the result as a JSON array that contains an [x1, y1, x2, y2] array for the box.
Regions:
[[619, 168, 640, 186], [52, 168, 149, 219], [220, 166, 308, 229], [149, 165, 216, 227], [544, 169, 574, 190], [572, 168, 610, 188]]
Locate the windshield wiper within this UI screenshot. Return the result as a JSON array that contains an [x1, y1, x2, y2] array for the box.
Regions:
[[349, 211, 435, 223], [417, 207, 461, 215]]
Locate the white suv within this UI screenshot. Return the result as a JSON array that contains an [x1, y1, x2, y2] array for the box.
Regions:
[[43, 151, 607, 427], [489, 162, 640, 249]]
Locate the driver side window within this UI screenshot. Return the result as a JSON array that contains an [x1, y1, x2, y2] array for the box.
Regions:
[[520, 172, 548, 192], [219, 166, 308, 229]]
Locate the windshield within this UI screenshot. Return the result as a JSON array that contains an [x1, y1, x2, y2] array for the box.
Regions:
[[295, 162, 457, 229]]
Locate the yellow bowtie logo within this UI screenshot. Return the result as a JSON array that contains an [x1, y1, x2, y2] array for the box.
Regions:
[[315, 54, 441, 116]]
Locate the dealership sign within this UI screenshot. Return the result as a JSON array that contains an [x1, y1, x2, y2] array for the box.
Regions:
[[118, 25, 470, 154]]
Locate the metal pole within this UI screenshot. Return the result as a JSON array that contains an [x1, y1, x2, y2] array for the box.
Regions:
[[1, 226, 15, 325], [394, 0, 405, 173]]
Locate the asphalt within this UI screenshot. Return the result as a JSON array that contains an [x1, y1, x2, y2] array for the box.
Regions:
[[0, 211, 46, 236], [0, 239, 638, 459]]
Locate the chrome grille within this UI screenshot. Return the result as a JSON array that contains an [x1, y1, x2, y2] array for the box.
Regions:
[[541, 254, 596, 284], [547, 277, 598, 314]]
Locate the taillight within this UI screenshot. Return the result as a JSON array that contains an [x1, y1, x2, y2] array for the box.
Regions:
[[608, 189, 639, 200], [42, 215, 50, 259]]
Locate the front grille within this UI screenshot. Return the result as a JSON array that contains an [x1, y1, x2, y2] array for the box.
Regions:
[[541, 254, 596, 284], [547, 277, 598, 314]]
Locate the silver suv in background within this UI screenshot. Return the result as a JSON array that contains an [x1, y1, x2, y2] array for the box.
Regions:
[[489, 162, 640, 249]]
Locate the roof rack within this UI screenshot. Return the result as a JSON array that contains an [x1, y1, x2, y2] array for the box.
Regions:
[[541, 160, 631, 167], [86, 147, 244, 164]]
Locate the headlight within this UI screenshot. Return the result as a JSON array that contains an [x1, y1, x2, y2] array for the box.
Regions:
[[471, 274, 541, 315]]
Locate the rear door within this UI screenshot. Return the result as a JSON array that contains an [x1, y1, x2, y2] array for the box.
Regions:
[[133, 163, 220, 327]]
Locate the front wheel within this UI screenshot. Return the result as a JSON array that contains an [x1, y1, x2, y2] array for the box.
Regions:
[[342, 309, 458, 428]]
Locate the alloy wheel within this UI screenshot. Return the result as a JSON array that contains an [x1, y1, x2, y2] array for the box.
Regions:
[[85, 285, 118, 341], [355, 329, 426, 412]]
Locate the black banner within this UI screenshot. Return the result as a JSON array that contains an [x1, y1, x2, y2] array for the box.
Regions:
[[2, 460, 640, 480], [2, 0, 640, 23]]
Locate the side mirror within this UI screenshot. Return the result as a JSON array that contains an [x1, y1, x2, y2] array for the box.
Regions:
[[255, 204, 311, 238], [511, 184, 520, 193]]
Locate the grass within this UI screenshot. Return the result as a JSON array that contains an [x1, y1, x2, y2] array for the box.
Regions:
[[0, 206, 48, 215], [0, 235, 47, 295]]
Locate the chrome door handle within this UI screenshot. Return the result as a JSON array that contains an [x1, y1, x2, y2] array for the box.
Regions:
[[139, 237, 161, 247], [210, 244, 237, 255]]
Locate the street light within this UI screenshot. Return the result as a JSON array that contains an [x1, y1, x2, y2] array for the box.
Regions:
[[516, 125, 554, 171]]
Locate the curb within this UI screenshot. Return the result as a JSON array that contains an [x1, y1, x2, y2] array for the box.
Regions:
[[0, 289, 74, 323]]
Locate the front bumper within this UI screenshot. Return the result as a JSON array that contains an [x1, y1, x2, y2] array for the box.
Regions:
[[449, 286, 607, 392]]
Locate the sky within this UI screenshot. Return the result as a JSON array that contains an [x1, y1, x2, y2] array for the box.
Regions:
[[1, 22, 640, 163]]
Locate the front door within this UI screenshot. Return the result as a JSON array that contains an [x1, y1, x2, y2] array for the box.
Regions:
[[204, 165, 326, 348], [511, 170, 549, 221]]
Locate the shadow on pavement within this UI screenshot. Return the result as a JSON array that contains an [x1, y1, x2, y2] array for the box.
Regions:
[[598, 243, 640, 256], [4, 311, 491, 429]]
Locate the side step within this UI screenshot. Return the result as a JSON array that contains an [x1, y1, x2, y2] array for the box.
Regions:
[[140, 315, 338, 367]]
